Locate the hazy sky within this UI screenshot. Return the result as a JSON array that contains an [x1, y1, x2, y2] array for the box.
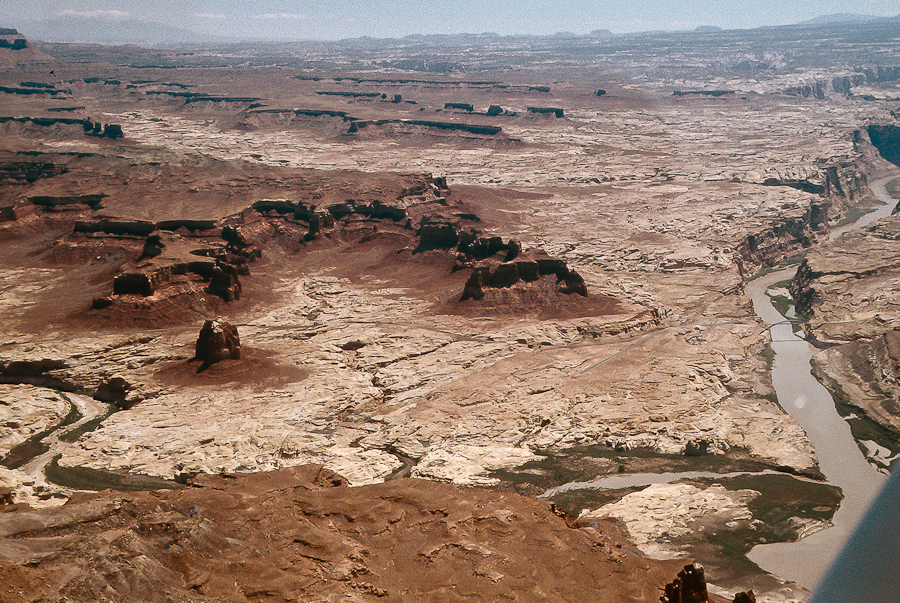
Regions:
[[6, 0, 900, 40]]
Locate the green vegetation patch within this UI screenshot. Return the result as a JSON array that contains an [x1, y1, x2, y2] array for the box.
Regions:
[[488, 445, 777, 498], [765, 279, 804, 334], [885, 176, 900, 200], [1, 397, 82, 469], [45, 455, 182, 492], [765, 279, 794, 318], [833, 398, 900, 470], [833, 205, 877, 228], [693, 474, 842, 578], [58, 403, 117, 443], [549, 485, 646, 517]]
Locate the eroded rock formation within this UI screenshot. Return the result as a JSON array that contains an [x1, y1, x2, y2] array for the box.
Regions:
[[660, 563, 755, 603], [460, 251, 588, 301], [195, 319, 241, 365]]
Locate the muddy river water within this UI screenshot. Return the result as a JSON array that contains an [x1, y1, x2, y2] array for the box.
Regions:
[[744, 176, 897, 589]]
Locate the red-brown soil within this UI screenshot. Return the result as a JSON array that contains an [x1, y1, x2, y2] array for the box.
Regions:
[[0, 465, 691, 603]]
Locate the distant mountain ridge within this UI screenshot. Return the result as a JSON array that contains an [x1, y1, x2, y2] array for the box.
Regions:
[[8, 11, 900, 47], [797, 13, 885, 25], [16, 17, 234, 46]]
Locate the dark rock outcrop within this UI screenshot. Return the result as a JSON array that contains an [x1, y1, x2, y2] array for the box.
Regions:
[[83, 119, 124, 139], [75, 218, 154, 236], [487, 104, 503, 116], [527, 106, 565, 118], [0, 160, 66, 184], [416, 216, 461, 250], [113, 272, 155, 296], [459, 253, 588, 301], [194, 319, 241, 365], [444, 102, 474, 112], [349, 118, 502, 136], [206, 262, 241, 301], [788, 258, 818, 316], [867, 124, 900, 168], [33, 194, 106, 210], [661, 563, 708, 603], [660, 563, 754, 603], [94, 376, 132, 403]]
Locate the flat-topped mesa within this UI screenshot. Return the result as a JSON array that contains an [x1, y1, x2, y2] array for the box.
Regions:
[[0, 28, 27, 50], [460, 250, 588, 301], [253, 174, 447, 241], [253, 197, 406, 242], [105, 226, 252, 304], [113, 256, 241, 302], [527, 106, 565, 118]]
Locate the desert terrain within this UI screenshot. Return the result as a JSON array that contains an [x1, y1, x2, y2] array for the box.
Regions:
[[2, 18, 900, 602]]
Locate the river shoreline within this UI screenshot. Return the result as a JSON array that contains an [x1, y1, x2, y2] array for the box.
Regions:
[[741, 175, 898, 590]]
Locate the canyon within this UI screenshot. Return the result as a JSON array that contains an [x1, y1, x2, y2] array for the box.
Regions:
[[2, 18, 900, 602]]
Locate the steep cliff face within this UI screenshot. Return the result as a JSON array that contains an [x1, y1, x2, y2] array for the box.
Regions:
[[811, 329, 900, 441], [784, 68, 900, 99], [867, 124, 900, 168], [790, 214, 900, 439], [736, 159, 870, 271]]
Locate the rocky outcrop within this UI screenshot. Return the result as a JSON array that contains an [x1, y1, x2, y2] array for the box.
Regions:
[[527, 106, 565, 117], [83, 119, 124, 139], [0, 160, 66, 184], [194, 319, 241, 365], [112, 258, 241, 300], [460, 253, 588, 301], [348, 118, 502, 136], [146, 90, 261, 104], [444, 102, 474, 112], [0, 116, 123, 139], [316, 90, 381, 98], [254, 197, 407, 226], [416, 215, 462, 250], [661, 563, 708, 603], [32, 194, 106, 209], [75, 217, 154, 235], [660, 563, 755, 603]]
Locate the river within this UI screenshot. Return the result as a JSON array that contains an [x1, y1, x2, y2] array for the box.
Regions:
[[743, 175, 898, 589], [539, 175, 898, 592]]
